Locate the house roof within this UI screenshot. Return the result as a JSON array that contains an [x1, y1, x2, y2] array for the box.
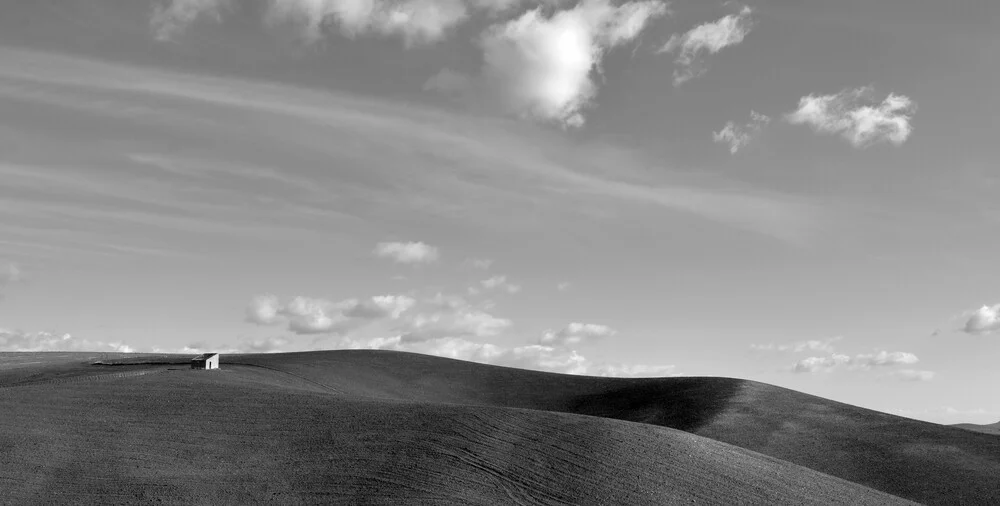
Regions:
[[191, 353, 219, 361]]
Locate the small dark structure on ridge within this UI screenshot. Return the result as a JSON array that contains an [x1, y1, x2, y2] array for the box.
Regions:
[[191, 353, 220, 370]]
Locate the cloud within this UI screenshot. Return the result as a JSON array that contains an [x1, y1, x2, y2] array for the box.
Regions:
[[262, 0, 470, 46], [713, 110, 770, 154], [751, 335, 842, 354], [398, 307, 512, 343], [557, 282, 571, 291], [428, 0, 669, 127], [540, 322, 617, 346], [374, 241, 440, 264], [244, 293, 414, 334], [591, 363, 679, 377], [462, 258, 494, 270], [0, 329, 134, 353], [479, 275, 521, 294], [891, 369, 936, 382], [151, 0, 232, 42], [335, 333, 675, 377], [657, 5, 754, 86], [152, 0, 471, 46], [961, 304, 1000, 335], [793, 350, 921, 374], [785, 86, 917, 147], [246, 294, 283, 325], [792, 353, 851, 373]]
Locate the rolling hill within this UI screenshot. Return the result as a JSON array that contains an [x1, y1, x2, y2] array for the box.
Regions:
[[952, 421, 1000, 436], [0, 350, 992, 504]]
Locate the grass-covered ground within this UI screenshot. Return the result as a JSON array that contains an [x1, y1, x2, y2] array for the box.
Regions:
[[0, 350, 993, 504], [952, 421, 1000, 436]]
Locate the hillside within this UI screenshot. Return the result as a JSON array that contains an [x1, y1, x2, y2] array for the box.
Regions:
[[225, 350, 1000, 505], [952, 421, 1000, 436], [0, 353, 913, 505]]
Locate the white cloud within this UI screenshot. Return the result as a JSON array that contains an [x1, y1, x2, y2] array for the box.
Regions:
[[246, 294, 283, 325], [851, 350, 919, 369], [557, 282, 571, 291], [793, 350, 922, 374], [962, 304, 1000, 335], [0, 329, 133, 353], [713, 110, 770, 154], [785, 86, 917, 148], [540, 322, 616, 346], [399, 307, 512, 342], [244, 293, 414, 334], [374, 241, 440, 264], [462, 258, 494, 270], [343, 295, 417, 319], [479, 275, 521, 293], [792, 353, 851, 373], [429, 0, 668, 127], [334, 334, 674, 377], [591, 363, 679, 377], [657, 5, 754, 86], [153, 0, 471, 46], [751, 335, 842, 354], [151, 0, 232, 42], [262, 0, 470, 47], [891, 369, 936, 382]]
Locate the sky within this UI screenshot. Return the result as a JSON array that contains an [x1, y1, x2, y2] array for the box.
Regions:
[[0, 0, 998, 424]]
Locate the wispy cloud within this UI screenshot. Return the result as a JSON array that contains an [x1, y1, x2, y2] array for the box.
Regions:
[[0, 47, 821, 253], [713, 111, 770, 154], [478, 275, 521, 294], [245, 294, 416, 335], [374, 241, 440, 264], [151, 0, 232, 42], [540, 322, 617, 346], [751, 336, 842, 354], [462, 258, 494, 270], [785, 86, 917, 148], [657, 5, 754, 86], [0, 329, 134, 353], [793, 351, 921, 374]]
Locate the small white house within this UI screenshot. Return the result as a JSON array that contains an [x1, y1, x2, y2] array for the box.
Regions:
[[191, 353, 220, 370]]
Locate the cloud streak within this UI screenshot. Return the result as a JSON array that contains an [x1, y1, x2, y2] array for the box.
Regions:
[[245, 293, 416, 334], [785, 86, 917, 148], [792, 350, 921, 374], [374, 241, 440, 264]]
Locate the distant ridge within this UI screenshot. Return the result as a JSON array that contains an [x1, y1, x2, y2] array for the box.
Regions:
[[952, 420, 1000, 435]]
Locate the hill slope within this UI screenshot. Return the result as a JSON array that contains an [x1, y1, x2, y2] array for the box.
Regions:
[[952, 421, 1000, 435], [227, 350, 1000, 505], [0, 359, 912, 505]]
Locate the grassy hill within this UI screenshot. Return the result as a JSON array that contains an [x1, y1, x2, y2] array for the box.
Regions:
[[0, 350, 991, 504], [952, 421, 1000, 436], [0, 352, 913, 505], [224, 350, 1000, 505]]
